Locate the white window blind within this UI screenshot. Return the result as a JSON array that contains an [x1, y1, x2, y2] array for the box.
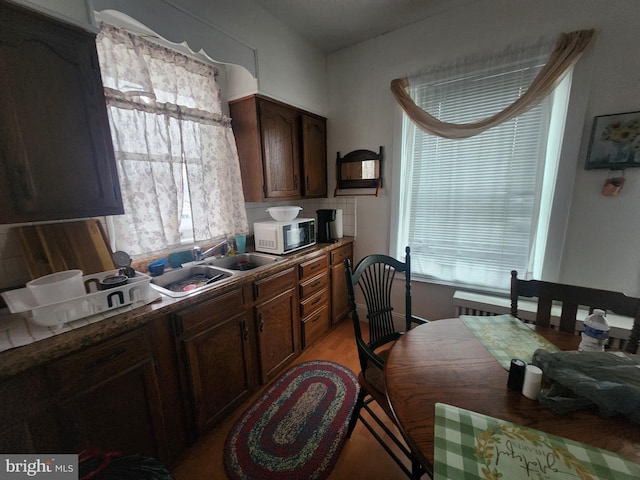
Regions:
[[397, 50, 568, 291]]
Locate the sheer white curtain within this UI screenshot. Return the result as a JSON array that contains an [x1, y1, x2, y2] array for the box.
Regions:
[[96, 23, 247, 256]]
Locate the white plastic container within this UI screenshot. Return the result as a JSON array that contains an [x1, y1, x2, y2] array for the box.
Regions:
[[266, 206, 302, 221], [26, 270, 84, 305], [330, 209, 344, 239], [578, 308, 610, 352]]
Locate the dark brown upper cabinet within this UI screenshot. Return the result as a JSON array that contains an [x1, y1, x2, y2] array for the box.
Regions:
[[0, 2, 123, 224], [229, 95, 327, 202]]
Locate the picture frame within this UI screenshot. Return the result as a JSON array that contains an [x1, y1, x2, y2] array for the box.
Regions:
[[585, 111, 640, 169]]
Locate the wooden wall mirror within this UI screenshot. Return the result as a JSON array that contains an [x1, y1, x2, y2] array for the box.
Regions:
[[334, 146, 383, 196]]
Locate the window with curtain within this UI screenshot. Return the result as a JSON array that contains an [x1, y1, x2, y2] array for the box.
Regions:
[[395, 42, 572, 291], [96, 22, 248, 257]]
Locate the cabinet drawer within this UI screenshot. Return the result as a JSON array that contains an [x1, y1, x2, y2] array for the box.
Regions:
[[254, 267, 296, 300], [176, 288, 245, 334], [331, 243, 352, 265], [300, 287, 329, 318], [46, 329, 150, 395], [298, 254, 328, 282], [301, 305, 330, 349], [299, 271, 329, 299]]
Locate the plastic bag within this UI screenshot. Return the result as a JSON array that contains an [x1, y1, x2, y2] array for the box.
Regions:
[[532, 349, 640, 423]]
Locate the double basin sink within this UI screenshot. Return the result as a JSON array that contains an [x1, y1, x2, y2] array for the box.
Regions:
[[150, 252, 283, 298]]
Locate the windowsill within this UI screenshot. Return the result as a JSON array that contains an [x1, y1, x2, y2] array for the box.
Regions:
[[409, 273, 510, 296], [452, 290, 635, 341]]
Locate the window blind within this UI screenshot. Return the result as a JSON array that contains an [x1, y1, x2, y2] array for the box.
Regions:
[[403, 57, 552, 290]]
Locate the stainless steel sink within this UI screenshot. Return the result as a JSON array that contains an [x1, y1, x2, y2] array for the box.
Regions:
[[205, 252, 283, 271], [150, 265, 235, 298]]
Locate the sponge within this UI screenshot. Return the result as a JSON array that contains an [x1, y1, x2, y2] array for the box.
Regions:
[[168, 250, 194, 268]]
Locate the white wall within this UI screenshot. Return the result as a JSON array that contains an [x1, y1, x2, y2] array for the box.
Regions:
[[167, 0, 328, 115], [12, 0, 329, 115], [327, 0, 640, 318]]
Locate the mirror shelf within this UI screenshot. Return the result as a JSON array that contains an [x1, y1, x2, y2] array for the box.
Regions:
[[334, 146, 383, 197]]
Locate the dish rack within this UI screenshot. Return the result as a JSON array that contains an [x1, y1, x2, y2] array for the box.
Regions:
[[1, 270, 152, 328]]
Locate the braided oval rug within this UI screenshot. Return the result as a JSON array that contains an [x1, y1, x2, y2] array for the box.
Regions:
[[224, 360, 359, 480]]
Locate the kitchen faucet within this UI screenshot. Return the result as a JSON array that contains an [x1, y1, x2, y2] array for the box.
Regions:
[[193, 239, 228, 262]]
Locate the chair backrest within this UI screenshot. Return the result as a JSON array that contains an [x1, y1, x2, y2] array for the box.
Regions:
[[345, 246, 414, 348], [510, 270, 640, 353]]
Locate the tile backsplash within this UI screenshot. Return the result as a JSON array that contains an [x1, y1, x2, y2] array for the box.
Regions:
[[0, 198, 357, 290]]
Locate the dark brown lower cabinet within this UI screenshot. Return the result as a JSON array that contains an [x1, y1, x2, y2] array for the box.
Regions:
[[46, 329, 170, 461], [174, 287, 256, 437], [0, 370, 61, 453], [330, 243, 353, 324], [253, 268, 299, 384]]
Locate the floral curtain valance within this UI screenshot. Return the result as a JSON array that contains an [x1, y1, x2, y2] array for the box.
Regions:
[[390, 29, 595, 139]]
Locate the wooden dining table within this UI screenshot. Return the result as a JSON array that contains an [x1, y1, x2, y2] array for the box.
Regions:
[[384, 318, 640, 473]]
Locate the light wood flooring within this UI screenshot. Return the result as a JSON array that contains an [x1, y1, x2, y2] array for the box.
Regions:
[[172, 319, 417, 479]]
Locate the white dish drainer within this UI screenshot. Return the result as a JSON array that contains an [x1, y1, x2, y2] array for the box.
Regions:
[[1, 270, 152, 328]]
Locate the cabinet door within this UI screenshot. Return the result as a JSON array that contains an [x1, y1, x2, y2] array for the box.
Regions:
[[331, 244, 353, 325], [180, 310, 254, 435], [175, 289, 255, 436], [255, 288, 298, 383], [47, 330, 169, 461], [56, 361, 168, 459], [259, 99, 301, 199], [0, 370, 62, 453], [0, 2, 123, 224], [301, 114, 327, 197]]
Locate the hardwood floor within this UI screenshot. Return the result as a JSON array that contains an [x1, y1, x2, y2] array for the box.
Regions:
[[172, 319, 417, 479]]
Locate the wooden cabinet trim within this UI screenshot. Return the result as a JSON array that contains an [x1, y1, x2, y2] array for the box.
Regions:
[[331, 243, 353, 265], [254, 267, 296, 300], [299, 271, 329, 299], [301, 305, 330, 349], [300, 287, 330, 319], [176, 288, 245, 334], [298, 254, 329, 282], [46, 329, 150, 395]]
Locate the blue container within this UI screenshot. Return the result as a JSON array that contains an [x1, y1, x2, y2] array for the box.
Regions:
[[148, 258, 169, 276]]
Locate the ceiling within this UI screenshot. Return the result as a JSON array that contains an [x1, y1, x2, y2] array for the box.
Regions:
[[252, 0, 474, 53]]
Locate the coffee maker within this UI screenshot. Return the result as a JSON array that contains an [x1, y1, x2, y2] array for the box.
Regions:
[[316, 209, 338, 243]]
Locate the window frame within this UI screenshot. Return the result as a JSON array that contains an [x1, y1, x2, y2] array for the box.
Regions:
[[390, 63, 577, 293]]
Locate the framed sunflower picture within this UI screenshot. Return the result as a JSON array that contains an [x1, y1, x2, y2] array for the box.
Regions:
[[585, 111, 640, 169]]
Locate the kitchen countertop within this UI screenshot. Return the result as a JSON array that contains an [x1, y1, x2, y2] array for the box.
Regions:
[[0, 238, 354, 380]]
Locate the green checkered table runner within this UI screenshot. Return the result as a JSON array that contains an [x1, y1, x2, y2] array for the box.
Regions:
[[460, 314, 560, 370], [434, 403, 640, 479]]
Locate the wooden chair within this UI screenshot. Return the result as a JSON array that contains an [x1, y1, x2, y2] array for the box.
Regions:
[[344, 246, 430, 479], [510, 270, 640, 353]]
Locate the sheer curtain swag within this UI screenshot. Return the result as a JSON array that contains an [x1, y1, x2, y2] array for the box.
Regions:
[[391, 29, 595, 139]]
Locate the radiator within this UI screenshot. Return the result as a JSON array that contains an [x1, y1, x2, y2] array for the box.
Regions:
[[453, 290, 632, 350], [455, 306, 500, 317]]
